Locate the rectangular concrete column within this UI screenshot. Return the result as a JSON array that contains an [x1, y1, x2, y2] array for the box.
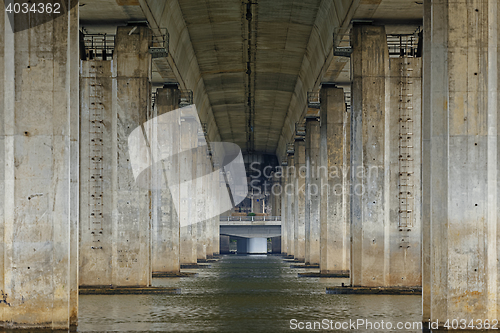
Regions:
[[286, 153, 295, 258], [79, 26, 152, 287], [196, 143, 207, 261], [319, 85, 350, 275], [294, 139, 306, 262], [212, 164, 221, 256], [280, 166, 288, 254], [150, 86, 180, 274], [0, 1, 79, 328], [305, 116, 321, 265], [423, 0, 499, 325], [271, 173, 281, 216], [179, 115, 198, 265], [204, 157, 214, 258], [350, 24, 421, 288]]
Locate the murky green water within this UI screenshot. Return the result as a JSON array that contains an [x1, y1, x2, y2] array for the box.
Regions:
[[79, 255, 421, 332]]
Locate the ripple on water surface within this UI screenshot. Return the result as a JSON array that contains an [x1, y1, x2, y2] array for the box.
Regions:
[[78, 255, 421, 332]]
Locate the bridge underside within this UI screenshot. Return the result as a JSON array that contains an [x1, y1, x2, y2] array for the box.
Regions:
[[0, 0, 499, 330]]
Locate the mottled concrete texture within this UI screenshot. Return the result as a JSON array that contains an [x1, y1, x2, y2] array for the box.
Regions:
[[422, 0, 500, 326], [79, 26, 152, 288], [319, 86, 350, 276], [293, 140, 306, 262], [0, 0, 79, 328], [151, 87, 181, 275], [350, 24, 422, 288]]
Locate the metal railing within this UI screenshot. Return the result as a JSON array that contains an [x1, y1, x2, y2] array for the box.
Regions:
[[387, 33, 421, 58], [83, 34, 115, 61], [220, 216, 281, 222]]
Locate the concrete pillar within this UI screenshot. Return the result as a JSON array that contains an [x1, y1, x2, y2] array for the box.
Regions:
[[150, 86, 180, 274], [271, 173, 281, 216], [205, 157, 214, 258], [319, 85, 350, 275], [305, 116, 321, 265], [220, 235, 230, 254], [271, 236, 282, 254], [280, 165, 288, 254], [196, 142, 207, 261], [179, 114, 198, 265], [423, 0, 499, 325], [248, 238, 267, 254], [0, 1, 79, 328], [350, 24, 421, 288], [294, 139, 306, 262], [80, 26, 152, 287], [212, 164, 221, 256], [286, 153, 295, 258]]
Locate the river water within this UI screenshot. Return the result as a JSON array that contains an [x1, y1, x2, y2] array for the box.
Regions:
[[79, 255, 422, 332]]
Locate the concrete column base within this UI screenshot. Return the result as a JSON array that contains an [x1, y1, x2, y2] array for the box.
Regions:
[[152, 272, 197, 278], [291, 264, 320, 269], [326, 286, 421, 295], [79, 286, 181, 295], [299, 272, 350, 278], [180, 264, 212, 269]]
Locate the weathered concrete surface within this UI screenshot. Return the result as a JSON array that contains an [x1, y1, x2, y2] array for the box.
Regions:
[[304, 117, 321, 266], [280, 169, 288, 255], [179, 116, 198, 265], [271, 174, 281, 217], [286, 153, 296, 258], [422, 0, 499, 326], [151, 87, 181, 274], [212, 167, 220, 256], [387, 57, 422, 287], [195, 146, 207, 261], [350, 24, 421, 288], [79, 26, 152, 287], [0, 1, 79, 328], [319, 86, 350, 276], [204, 158, 213, 258], [293, 139, 306, 262]]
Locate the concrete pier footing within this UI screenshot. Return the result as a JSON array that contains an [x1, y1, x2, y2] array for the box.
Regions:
[[326, 286, 421, 295]]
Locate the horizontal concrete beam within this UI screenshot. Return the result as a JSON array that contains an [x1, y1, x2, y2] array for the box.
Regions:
[[220, 225, 281, 239]]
